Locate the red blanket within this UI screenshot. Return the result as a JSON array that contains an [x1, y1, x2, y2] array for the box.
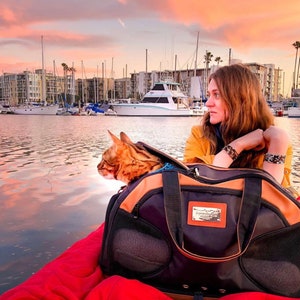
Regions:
[[0, 223, 298, 300]]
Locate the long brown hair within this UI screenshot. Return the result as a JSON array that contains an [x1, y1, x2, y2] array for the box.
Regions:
[[202, 64, 274, 168]]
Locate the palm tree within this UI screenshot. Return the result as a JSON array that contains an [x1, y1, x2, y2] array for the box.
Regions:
[[292, 41, 300, 95], [215, 56, 223, 66], [297, 55, 300, 91], [203, 51, 213, 96], [204, 51, 214, 67], [61, 63, 69, 103], [61, 63, 76, 105], [69, 66, 76, 105]]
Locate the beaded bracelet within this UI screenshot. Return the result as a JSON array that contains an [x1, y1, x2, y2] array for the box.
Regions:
[[264, 153, 286, 164], [223, 145, 239, 161]]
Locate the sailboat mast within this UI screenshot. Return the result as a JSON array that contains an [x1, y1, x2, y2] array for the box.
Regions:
[[111, 57, 115, 101], [41, 35, 46, 102], [146, 49, 148, 92], [194, 32, 199, 77], [174, 54, 177, 82], [97, 64, 99, 103], [96, 65, 99, 103], [72, 62, 75, 105], [53, 60, 56, 103], [81, 60, 84, 107]]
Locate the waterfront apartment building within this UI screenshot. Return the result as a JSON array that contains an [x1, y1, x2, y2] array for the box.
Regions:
[[76, 77, 115, 104], [128, 63, 282, 102], [114, 77, 131, 99], [0, 70, 66, 106], [0, 72, 41, 106], [246, 63, 281, 102], [0, 62, 283, 106]]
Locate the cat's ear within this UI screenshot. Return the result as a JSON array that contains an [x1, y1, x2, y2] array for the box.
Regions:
[[120, 132, 134, 144], [107, 130, 122, 146]]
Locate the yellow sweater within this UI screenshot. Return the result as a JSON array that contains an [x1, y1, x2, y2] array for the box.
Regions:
[[184, 125, 295, 192]]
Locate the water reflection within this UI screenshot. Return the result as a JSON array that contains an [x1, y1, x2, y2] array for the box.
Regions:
[[275, 117, 300, 186], [0, 115, 299, 293]]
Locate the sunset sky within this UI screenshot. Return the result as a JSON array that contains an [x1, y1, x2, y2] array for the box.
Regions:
[[1, 0, 300, 96]]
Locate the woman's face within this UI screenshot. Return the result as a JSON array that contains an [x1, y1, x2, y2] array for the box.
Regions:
[[206, 78, 228, 124]]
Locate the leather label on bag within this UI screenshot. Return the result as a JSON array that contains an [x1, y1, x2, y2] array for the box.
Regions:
[[187, 201, 227, 228]]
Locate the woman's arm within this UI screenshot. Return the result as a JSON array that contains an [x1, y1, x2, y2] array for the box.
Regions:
[[213, 129, 265, 167], [262, 126, 289, 184], [213, 126, 290, 184]]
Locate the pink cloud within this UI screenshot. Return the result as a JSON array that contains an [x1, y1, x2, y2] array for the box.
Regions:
[[0, 0, 299, 80], [0, 0, 299, 52], [0, 5, 18, 23], [157, 0, 300, 50]]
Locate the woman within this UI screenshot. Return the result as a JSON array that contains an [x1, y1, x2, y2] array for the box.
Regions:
[[184, 64, 298, 197]]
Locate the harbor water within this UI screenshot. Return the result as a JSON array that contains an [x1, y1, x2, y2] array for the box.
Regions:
[[0, 114, 299, 294]]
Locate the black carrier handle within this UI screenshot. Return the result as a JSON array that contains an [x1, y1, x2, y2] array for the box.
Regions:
[[162, 170, 262, 262]]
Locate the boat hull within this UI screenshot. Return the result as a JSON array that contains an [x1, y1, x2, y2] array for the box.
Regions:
[[287, 107, 300, 118], [111, 103, 193, 117], [12, 104, 59, 115]]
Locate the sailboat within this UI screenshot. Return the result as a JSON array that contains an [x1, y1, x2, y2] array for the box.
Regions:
[[12, 36, 59, 115], [12, 102, 59, 115], [189, 32, 208, 116]]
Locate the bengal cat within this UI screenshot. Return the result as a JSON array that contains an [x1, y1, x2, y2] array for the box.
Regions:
[[97, 131, 163, 184]]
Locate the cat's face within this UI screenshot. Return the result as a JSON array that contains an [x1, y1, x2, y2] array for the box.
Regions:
[[97, 131, 127, 181], [97, 131, 162, 184]]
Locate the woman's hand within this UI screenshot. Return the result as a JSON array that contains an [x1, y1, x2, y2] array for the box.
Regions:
[[213, 129, 265, 167], [213, 126, 289, 184], [231, 129, 265, 153]]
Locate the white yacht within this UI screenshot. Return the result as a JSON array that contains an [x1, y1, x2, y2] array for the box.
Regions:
[[287, 106, 300, 118], [111, 81, 194, 117]]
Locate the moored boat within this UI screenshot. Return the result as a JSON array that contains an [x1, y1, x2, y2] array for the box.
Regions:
[[84, 103, 105, 116], [0, 105, 14, 114], [191, 99, 208, 116], [275, 108, 284, 117], [287, 106, 300, 118], [11, 103, 59, 115], [111, 81, 194, 117]]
